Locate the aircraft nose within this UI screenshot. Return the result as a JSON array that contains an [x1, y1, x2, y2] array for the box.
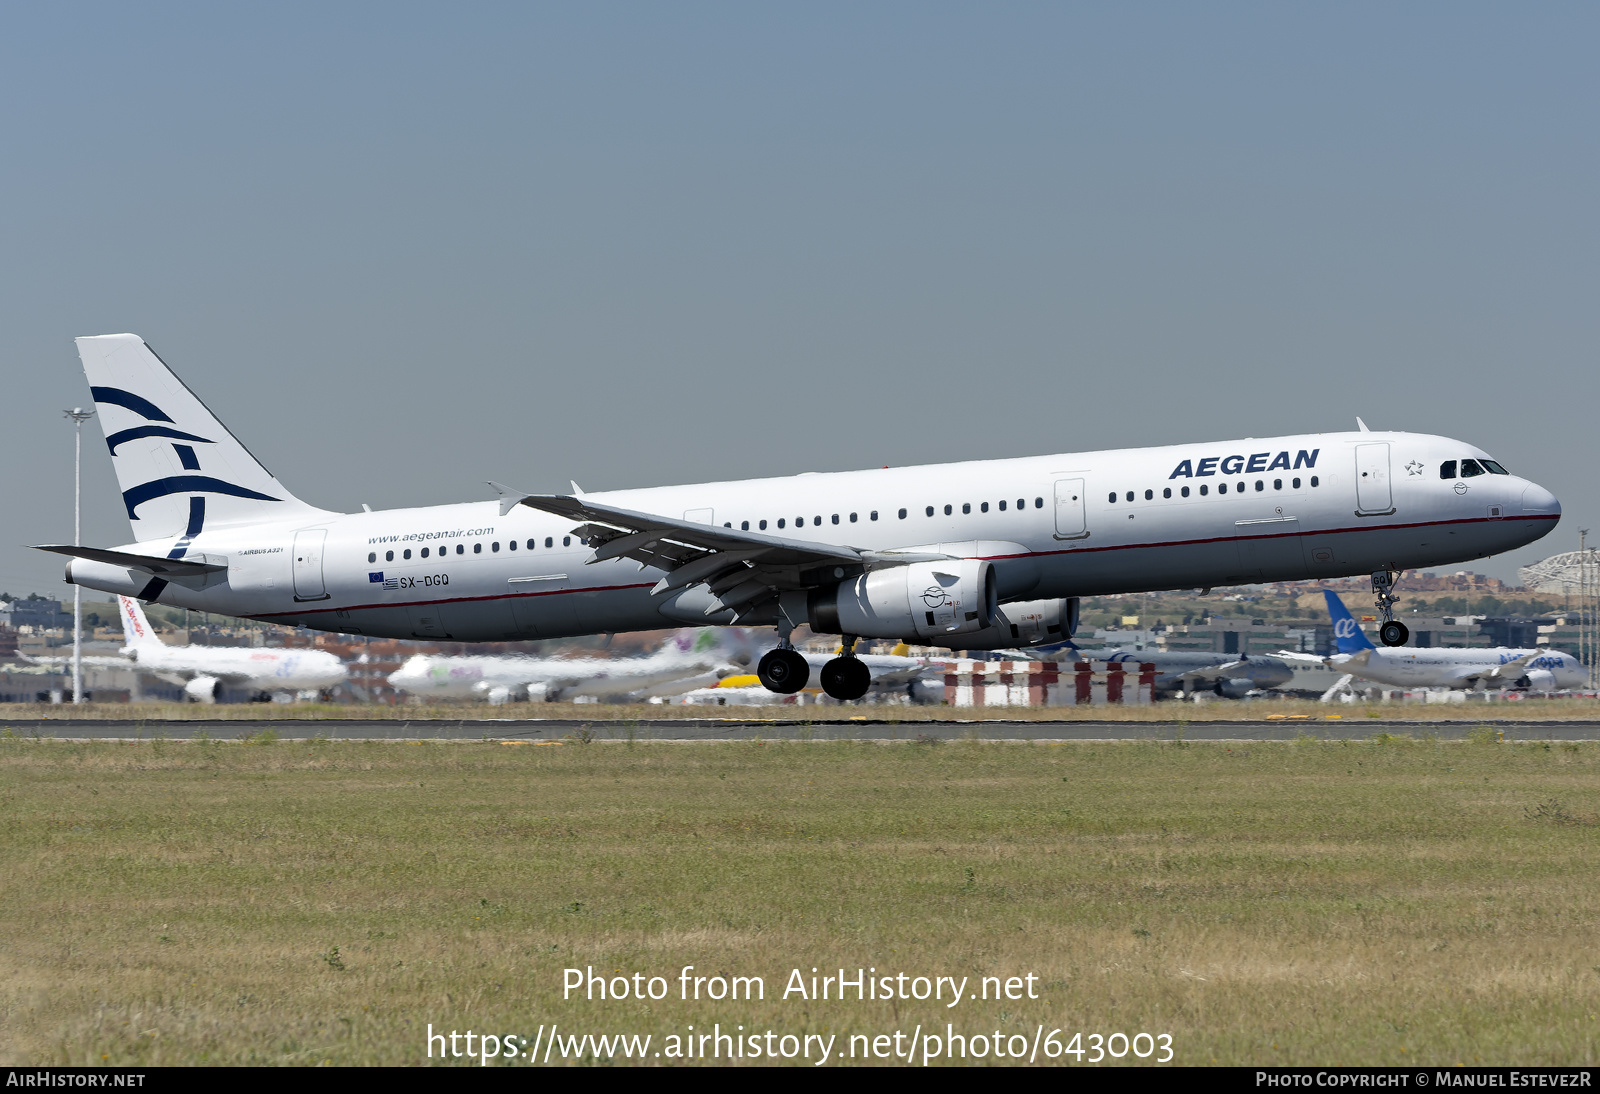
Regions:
[[1521, 482, 1560, 515]]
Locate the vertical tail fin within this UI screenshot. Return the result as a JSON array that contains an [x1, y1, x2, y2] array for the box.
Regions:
[[76, 334, 333, 543], [1324, 591, 1377, 654], [118, 595, 164, 650]]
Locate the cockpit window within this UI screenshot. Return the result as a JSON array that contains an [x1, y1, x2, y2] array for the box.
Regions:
[[1480, 459, 1509, 475], [1439, 460, 1457, 479], [1459, 459, 1485, 478]]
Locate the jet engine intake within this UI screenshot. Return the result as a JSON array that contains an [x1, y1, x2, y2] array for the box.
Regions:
[[183, 676, 222, 704], [807, 559, 997, 641], [1518, 669, 1557, 693]]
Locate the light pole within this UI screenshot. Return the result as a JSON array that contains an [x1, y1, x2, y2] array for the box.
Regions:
[[64, 407, 95, 704]]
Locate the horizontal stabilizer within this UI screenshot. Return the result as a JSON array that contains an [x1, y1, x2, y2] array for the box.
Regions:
[[31, 544, 226, 577]]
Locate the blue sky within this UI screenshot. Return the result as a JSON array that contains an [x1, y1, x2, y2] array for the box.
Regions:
[[2, 3, 1595, 595]]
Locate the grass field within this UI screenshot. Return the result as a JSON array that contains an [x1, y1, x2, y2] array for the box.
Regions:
[[7, 696, 1600, 723], [2, 734, 1597, 1066]]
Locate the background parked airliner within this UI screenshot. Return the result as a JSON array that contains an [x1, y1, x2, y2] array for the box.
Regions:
[[387, 627, 747, 703], [117, 595, 347, 702], [1281, 591, 1584, 695], [41, 335, 1561, 701]]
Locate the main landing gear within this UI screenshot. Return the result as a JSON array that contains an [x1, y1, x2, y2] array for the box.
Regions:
[[1372, 569, 1410, 647], [820, 636, 871, 702], [757, 646, 809, 694]]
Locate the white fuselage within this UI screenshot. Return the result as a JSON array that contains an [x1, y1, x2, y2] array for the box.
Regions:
[[1335, 647, 1584, 690], [387, 647, 742, 701], [66, 430, 1561, 646], [129, 641, 348, 693]]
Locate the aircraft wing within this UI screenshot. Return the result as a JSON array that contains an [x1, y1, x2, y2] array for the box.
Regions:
[[516, 494, 951, 618], [1171, 658, 1252, 683], [1445, 651, 1542, 687], [1273, 650, 1330, 666]]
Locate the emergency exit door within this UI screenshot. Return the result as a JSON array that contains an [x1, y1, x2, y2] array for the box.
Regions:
[[1054, 478, 1088, 540]]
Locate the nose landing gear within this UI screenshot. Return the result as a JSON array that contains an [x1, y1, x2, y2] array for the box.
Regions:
[[1372, 570, 1410, 647], [820, 635, 872, 702]]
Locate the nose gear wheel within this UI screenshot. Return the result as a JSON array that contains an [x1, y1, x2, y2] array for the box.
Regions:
[[1371, 570, 1409, 646]]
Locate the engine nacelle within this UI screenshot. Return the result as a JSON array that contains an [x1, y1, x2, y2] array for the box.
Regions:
[[950, 597, 1080, 650], [807, 559, 997, 641], [1517, 669, 1557, 693], [184, 676, 222, 704], [1214, 677, 1256, 699]]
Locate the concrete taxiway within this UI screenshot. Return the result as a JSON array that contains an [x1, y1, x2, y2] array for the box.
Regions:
[[4, 718, 1599, 742]]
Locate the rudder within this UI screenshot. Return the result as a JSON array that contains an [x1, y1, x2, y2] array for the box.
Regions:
[[1323, 591, 1376, 654], [77, 334, 332, 544]]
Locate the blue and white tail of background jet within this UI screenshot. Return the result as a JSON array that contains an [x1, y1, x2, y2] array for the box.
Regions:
[[77, 334, 331, 545], [1324, 591, 1377, 654]]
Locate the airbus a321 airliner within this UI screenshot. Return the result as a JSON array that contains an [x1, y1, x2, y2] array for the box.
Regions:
[[39, 335, 1561, 701]]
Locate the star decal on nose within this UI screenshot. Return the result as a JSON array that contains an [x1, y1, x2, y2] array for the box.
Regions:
[[1404, 460, 1424, 476]]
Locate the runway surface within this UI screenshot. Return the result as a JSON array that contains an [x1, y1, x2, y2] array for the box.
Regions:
[[6, 717, 1600, 741]]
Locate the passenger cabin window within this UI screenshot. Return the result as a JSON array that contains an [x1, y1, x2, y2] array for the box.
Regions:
[[926, 507, 935, 517], [1218, 483, 1227, 494], [869, 511, 878, 521], [813, 516, 821, 526], [1125, 491, 1134, 502], [474, 543, 483, 554], [898, 509, 907, 519], [759, 520, 768, 530], [778, 519, 786, 529], [368, 552, 376, 563], [961, 503, 970, 514], [1144, 489, 1153, 501], [980, 502, 989, 512], [831, 514, 839, 524], [508, 540, 516, 550], [849, 512, 858, 522], [998, 500, 1007, 511], [422, 547, 430, 557], [1035, 497, 1043, 508], [1107, 492, 1117, 503], [1162, 488, 1171, 499], [491, 542, 500, 552], [1273, 479, 1282, 490], [385, 550, 394, 562], [1292, 478, 1301, 489], [1181, 486, 1190, 497], [741, 521, 749, 530], [404, 549, 412, 559], [562, 536, 570, 546], [544, 537, 553, 548], [1199, 485, 1208, 496], [944, 504, 953, 516], [1310, 476, 1319, 487], [1255, 480, 1264, 491]]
